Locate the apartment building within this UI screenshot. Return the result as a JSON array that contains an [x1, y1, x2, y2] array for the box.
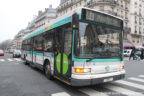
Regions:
[[57, 0, 144, 46], [129, 0, 144, 46], [27, 5, 57, 34], [13, 29, 25, 49], [13, 5, 57, 50], [58, 0, 130, 31]]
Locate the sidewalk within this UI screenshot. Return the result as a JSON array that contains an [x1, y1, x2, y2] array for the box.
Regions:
[[124, 57, 144, 61]]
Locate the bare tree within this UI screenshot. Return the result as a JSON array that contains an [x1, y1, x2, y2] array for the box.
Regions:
[[0, 39, 11, 50]]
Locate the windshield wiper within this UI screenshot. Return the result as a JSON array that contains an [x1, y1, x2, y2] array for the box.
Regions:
[[86, 56, 97, 62]]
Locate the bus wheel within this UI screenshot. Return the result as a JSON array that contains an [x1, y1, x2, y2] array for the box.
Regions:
[[45, 61, 53, 80], [25, 60, 28, 65]]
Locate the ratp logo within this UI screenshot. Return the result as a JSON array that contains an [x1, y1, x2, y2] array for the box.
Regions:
[[105, 66, 110, 72]]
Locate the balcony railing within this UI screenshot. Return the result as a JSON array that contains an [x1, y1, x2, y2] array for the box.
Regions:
[[86, 0, 117, 7], [58, 0, 117, 12], [57, 0, 81, 12], [103, 10, 118, 16]]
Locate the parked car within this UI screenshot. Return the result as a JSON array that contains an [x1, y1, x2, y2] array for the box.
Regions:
[[123, 49, 132, 57], [13, 50, 21, 58], [0, 50, 4, 56]]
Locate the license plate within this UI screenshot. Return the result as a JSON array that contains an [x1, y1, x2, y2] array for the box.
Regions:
[[103, 78, 113, 82]]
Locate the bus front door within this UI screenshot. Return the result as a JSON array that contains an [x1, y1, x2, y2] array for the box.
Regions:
[[54, 27, 72, 82]]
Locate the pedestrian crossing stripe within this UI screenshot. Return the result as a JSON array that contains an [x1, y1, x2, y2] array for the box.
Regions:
[[102, 83, 144, 96], [128, 77, 144, 83], [14, 58, 22, 61], [0, 59, 4, 62], [7, 58, 13, 61], [79, 88, 108, 96], [51, 92, 70, 96], [139, 75, 144, 78], [115, 80, 144, 90], [50, 76, 144, 96], [0, 58, 22, 62]]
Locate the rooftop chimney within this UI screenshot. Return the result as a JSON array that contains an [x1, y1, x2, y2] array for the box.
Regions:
[[38, 10, 42, 16], [45, 8, 48, 11]]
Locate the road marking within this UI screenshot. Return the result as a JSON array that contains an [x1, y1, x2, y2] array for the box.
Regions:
[[115, 80, 144, 90], [102, 83, 144, 96], [139, 75, 144, 78], [7, 58, 13, 61], [8, 63, 19, 65], [0, 59, 5, 62], [13, 63, 20, 65], [14, 58, 22, 61], [51, 92, 70, 96], [79, 88, 108, 96], [128, 77, 144, 83]]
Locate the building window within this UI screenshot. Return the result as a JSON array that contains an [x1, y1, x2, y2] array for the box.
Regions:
[[135, 2, 137, 5], [137, 41, 139, 43], [121, 1, 123, 7], [99, 6, 104, 11], [125, 22, 128, 27]]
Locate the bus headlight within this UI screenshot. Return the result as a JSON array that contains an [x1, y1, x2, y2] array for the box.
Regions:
[[75, 68, 91, 73], [120, 65, 124, 70]]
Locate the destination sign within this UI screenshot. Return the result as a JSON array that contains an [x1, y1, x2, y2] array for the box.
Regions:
[[82, 9, 122, 27]]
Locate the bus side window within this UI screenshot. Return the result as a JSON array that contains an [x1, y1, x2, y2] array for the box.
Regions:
[[55, 28, 62, 54], [43, 31, 54, 52], [34, 35, 43, 52], [64, 25, 72, 57]]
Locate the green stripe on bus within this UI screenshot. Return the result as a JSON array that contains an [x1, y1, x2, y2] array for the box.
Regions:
[[36, 53, 43, 56], [72, 58, 123, 62], [24, 16, 72, 40]]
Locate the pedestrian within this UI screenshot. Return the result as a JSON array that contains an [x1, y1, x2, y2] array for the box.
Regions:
[[133, 50, 138, 60], [140, 49, 144, 60], [129, 48, 135, 60]]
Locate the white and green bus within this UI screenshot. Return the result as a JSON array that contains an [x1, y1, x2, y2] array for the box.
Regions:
[[22, 7, 125, 86]]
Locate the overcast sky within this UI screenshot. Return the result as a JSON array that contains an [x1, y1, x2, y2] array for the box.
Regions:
[[0, 0, 60, 43]]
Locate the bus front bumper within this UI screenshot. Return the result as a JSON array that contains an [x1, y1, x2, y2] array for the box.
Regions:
[[71, 70, 125, 86]]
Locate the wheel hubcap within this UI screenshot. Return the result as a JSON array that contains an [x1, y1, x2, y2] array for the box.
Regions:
[[45, 65, 50, 75]]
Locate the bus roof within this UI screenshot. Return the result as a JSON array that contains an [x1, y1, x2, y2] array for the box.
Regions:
[[23, 7, 123, 40]]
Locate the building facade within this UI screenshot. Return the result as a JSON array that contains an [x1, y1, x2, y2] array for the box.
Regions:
[[27, 5, 57, 34], [12, 5, 57, 50], [34, 5, 57, 30], [129, 0, 144, 46], [13, 29, 25, 49], [57, 0, 144, 47], [57, 0, 130, 29]]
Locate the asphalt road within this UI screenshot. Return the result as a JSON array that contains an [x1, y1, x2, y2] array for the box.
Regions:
[[0, 53, 144, 96]]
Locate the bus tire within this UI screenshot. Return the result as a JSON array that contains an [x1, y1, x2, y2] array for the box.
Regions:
[[24, 55, 26, 60], [25, 60, 28, 65], [44, 61, 53, 80]]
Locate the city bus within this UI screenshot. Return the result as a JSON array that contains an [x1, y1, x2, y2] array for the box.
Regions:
[[21, 7, 125, 86]]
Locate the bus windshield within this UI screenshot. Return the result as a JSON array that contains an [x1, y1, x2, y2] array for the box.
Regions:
[[74, 22, 122, 58]]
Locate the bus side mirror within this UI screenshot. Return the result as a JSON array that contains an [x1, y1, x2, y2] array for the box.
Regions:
[[72, 13, 79, 29]]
